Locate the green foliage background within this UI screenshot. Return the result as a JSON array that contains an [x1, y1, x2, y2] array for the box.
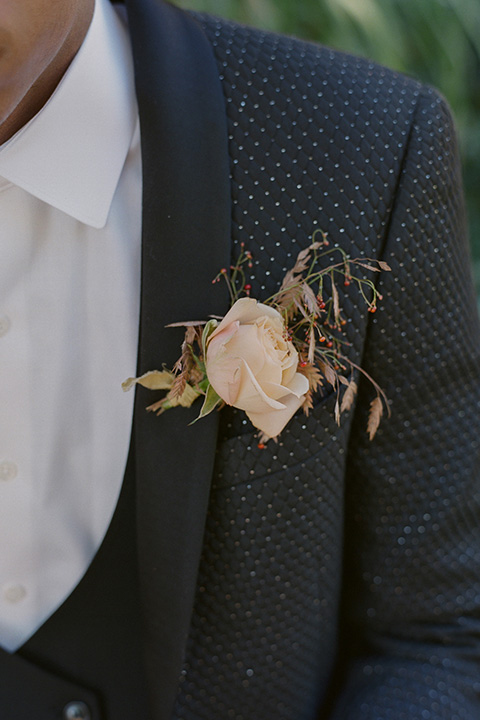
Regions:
[[177, 0, 480, 288]]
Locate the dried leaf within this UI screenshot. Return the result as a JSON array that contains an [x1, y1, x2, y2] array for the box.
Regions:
[[189, 363, 205, 385], [291, 245, 313, 274], [278, 241, 323, 294], [331, 277, 340, 323], [367, 396, 383, 440], [275, 285, 301, 318], [172, 326, 197, 377], [318, 359, 337, 388], [302, 390, 314, 415], [308, 326, 315, 364], [185, 326, 196, 345], [172, 383, 201, 408], [378, 261, 391, 272], [146, 382, 201, 415], [301, 283, 319, 315], [145, 399, 168, 414], [122, 369, 174, 393], [166, 320, 208, 328], [334, 398, 341, 426], [278, 269, 299, 293], [170, 374, 187, 400], [355, 262, 381, 273], [340, 380, 358, 413], [297, 362, 323, 393]]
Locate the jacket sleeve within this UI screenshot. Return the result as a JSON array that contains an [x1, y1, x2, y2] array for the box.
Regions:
[[330, 86, 480, 718]]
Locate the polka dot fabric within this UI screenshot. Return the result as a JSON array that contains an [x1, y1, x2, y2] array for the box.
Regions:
[[171, 14, 480, 720]]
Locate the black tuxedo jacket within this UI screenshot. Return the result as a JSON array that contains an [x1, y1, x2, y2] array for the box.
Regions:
[[122, 0, 480, 718]]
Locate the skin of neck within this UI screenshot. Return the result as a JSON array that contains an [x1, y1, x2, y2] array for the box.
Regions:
[[0, 0, 95, 145]]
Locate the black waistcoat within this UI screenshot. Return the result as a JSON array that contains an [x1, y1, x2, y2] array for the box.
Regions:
[[0, 441, 151, 720]]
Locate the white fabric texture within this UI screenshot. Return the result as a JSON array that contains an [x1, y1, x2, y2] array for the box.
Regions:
[[0, 0, 141, 651]]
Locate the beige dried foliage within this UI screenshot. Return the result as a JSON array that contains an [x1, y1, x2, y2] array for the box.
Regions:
[[302, 390, 314, 415], [122, 369, 174, 393], [278, 241, 322, 295], [318, 359, 337, 388], [278, 268, 299, 294], [171, 326, 201, 398], [367, 396, 383, 440], [340, 380, 358, 413], [147, 382, 200, 415], [331, 277, 340, 323], [298, 362, 323, 393], [170, 374, 187, 400], [355, 262, 382, 273], [274, 286, 301, 320], [301, 283, 319, 315], [308, 326, 316, 364], [189, 364, 205, 385], [334, 398, 341, 426], [145, 399, 166, 414], [291, 241, 321, 274], [166, 320, 207, 328]]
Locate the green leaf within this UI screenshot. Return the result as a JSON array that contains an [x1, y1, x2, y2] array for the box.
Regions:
[[192, 383, 222, 423], [201, 318, 218, 356]]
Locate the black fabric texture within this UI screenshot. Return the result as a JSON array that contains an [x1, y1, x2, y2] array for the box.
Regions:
[[164, 12, 480, 720], [0, 444, 151, 720], [3, 2, 479, 719], [124, 0, 232, 715]]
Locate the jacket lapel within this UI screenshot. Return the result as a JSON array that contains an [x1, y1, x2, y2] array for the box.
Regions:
[[124, 0, 231, 716]]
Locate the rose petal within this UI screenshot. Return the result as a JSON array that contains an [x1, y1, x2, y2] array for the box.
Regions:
[[213, 323, 271, 379], [205, 345, 243, 405], [208, 298, 282, 342], [260, 371, 309, 402], [234, 359, 287, 413], [246, 391, 306, 439], [206, 320, 240, 350]]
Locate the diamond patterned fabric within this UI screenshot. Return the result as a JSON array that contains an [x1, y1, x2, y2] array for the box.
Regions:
[[171, 13, 480, 720]]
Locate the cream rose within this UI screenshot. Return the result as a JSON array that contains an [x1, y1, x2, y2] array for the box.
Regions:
[[205, 297, 309, 439]]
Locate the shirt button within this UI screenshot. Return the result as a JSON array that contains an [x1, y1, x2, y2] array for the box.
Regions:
[[0, 315, 10, 337], [3, 583, 27, 604], [62, 701, 92, 720], [0, 461, 17, 481]]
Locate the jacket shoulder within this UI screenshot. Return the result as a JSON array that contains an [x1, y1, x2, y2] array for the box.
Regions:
[[191, 10, 427, 122]]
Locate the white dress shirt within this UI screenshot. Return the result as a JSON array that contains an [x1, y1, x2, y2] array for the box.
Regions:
[[0, 0, 142, 651]]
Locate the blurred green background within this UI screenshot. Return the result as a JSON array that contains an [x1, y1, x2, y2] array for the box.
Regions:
[[177, 0, 480, 290]]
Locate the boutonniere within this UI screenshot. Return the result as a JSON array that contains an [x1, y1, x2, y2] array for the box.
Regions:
[[123, 233, 390, 442]]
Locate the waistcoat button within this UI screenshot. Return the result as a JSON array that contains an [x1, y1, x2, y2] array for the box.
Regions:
[[62, 701, 91, 720]]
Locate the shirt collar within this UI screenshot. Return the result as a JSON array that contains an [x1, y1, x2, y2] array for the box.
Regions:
[[0, 0, 138, 229]]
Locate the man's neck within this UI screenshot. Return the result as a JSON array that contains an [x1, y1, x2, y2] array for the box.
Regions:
[[0, 1, 95, 146]]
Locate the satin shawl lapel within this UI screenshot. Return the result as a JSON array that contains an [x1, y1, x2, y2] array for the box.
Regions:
[[124, 0, 231, 716]]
